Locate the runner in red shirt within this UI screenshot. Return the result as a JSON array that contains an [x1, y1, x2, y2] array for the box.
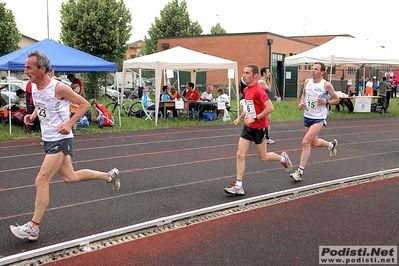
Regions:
[[224, 64, 292, 196]]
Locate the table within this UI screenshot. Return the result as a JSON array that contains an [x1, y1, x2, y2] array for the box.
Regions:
[[191, 101, 218, 119], [160, 100, 189, 120], [353, 96, 381, 112]]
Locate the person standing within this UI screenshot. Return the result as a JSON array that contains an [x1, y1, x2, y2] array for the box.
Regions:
[[391, 78, 397, 98], [258, 67, 275, 144], [224, 64, 292, 195], [386, 75, 393, 109], [365, 78, 373, 96], [289, 62, 339, 182], [9, 51, 120, 242], [25, 81, 39, 133], [372, 77, 378, 97], [67, 73, 85, 98], [378, 76, 388, 109], [358, 76, 364, 96]]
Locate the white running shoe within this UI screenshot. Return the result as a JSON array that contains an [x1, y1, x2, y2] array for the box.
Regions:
[[280, 151, 293, 172], [10, 222, 39, 241], [329, 139, 338, 157], [224, 181, 245, 195], [290, 170, 303, 182], [107, 168, 121, 191]]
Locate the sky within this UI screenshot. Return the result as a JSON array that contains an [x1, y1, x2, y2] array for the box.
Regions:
[[3, 0, 399, 51]]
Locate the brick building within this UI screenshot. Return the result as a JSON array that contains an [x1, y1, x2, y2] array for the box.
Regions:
[[126, 40, 144, 59], [158, 32, 356, 98]]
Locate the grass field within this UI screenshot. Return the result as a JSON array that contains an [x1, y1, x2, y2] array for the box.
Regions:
[[1, 97, 398, 141]]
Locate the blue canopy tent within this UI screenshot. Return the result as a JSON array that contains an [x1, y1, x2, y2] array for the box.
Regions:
[[0, 38, 118, 134], [0, 38, 117, 72]]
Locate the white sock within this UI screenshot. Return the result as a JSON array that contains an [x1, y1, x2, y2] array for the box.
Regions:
[[328, 142, 333, 149], [280, 156, 286, 163], [298, 166, 304, 175], [235, 180, 242, 188], [107, 175, 113, 182]]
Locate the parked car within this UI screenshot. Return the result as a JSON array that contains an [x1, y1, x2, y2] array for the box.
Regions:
[[98, 86, 122, 100], [106, 87, 121, 100], [1, 76, 27, 88], [0, 83, 25, 107]]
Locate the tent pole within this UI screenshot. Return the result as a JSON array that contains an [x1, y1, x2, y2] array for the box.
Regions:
[[121, 68, 127, 128], [234, 69, 239, 117], [177, 71, 180, 93], [116, 71, 121, 127], [8, 70, 11, 134], [228, 78, 231, 103], [282, 65, 286, 108], [329, 56, 333, 82], [363, 66, 365, 96]]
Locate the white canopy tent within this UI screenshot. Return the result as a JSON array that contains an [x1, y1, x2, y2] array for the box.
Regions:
[[285, 36, 399, 67], [122, 46, 239, 125], [284, 37, 399, 98]]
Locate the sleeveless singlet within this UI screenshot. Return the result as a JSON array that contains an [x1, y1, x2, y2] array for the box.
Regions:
[[303, 78, 329, 119], [32, 79, 73, 142]]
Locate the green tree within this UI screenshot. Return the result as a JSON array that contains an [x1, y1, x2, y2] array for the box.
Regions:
[[0, 3, 21, 56], [140, 0, 202, 55], [60, 0, 132, 98], [210, 23, 226, 35]]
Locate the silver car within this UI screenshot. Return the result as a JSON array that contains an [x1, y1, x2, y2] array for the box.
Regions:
[[0, 83, 26, 107]]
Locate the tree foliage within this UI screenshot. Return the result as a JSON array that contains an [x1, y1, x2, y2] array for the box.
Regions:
[[210, 23, 226, 35], [0, 3, 21, 56], [60, 0, 132, 98], [60, 0, 131, 66], [140, 0, 202, 55]]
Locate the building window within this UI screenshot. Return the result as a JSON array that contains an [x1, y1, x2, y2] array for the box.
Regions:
[[326, 67, 336, 75], [347, 67, 356, 76]]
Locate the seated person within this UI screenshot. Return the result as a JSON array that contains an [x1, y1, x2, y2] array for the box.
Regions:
[[200, 86, 213, 101], [160, 85, 177, 118], [160, 85, 171, 101], [216, 88, 230, 117], [169, 86, 181, 100], [185, 82, 200, 101], [336, 85, 354, 112], [91, 99, 103, 120], [185, 82, 200, 118], [16, 88, 26, 101], [181, 82, 191, 100], [141, 87, 155, 110], [199, 85, 215, 117]]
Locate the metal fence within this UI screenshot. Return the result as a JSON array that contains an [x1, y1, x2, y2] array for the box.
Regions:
[[133, 69, 239, 101]]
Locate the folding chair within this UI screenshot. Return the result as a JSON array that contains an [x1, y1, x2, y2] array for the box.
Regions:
[[140, 98, 156, 120]]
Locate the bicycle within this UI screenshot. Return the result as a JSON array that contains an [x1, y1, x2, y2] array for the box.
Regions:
[[105, 92, 137, 114]]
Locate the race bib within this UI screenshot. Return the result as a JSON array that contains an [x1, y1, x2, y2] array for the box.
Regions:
[[34, 100, 51, 126], [305, 96, 318, 113], [245, 100, 256, 118]]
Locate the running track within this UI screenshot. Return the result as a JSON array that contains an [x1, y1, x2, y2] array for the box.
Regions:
[[0, 117, 398, 264]]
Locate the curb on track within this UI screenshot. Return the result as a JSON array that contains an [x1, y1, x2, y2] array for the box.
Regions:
[[2, 168, 399, 266]]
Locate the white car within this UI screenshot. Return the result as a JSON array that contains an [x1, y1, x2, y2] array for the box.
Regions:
[[106, 87, 122, 100], [98, 86, 122, 100], [0, 83, 26, 107]]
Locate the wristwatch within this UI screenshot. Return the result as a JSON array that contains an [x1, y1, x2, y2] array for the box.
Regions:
[[253, 115, 258, 121]]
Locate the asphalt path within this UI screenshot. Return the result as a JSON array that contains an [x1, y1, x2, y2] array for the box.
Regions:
[[0, 117, 399, 258]]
